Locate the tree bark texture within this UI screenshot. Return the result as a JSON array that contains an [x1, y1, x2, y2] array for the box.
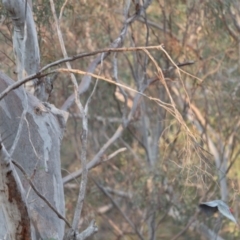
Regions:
[[0, 72, 66, 239], [2, 0, 40, 94]]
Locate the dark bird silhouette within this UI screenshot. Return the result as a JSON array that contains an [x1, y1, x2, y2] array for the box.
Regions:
[[199, 200, 237, 224]]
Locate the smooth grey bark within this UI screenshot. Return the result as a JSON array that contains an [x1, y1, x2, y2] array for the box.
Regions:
[[2, 0, 54, 102], [2, 0, 40, 93], [0, 72, 66, 239], [0, 0, 68, 238]]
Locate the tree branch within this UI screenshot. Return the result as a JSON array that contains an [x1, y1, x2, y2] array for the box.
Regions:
[[0, 45, 162, 101], [92, 177, 145, 240], [12, 159, 72, 228]]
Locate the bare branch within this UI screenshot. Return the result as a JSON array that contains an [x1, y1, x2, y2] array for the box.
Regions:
[[49, 0, 88, 232], [103, 186, 132, 199], [64, 220, 98, 240], [59, 0, 69, 21], [76, 220, 98, 240], [12, 159, 72, 228], [112, 53, 128, 125], [92, 177, 145, 240], [63, 125, 124, 184], [61, 1, 152, 111], [0, 45, 161, 101]]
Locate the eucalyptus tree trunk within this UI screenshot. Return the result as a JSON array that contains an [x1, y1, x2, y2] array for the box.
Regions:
[[0, 0, 68, 239]]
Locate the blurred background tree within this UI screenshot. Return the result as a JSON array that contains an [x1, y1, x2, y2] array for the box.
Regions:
[[1, 0, 240, 239]]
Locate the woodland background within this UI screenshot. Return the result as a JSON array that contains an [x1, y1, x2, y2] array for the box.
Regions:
[[1, 0, 240, 239]]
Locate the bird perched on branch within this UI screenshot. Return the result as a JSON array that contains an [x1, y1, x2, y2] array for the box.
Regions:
[[199, 200, 238, 225]]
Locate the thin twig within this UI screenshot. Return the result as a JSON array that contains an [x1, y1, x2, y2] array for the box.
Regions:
[[63, 83, 150, 184], [12, 160, 72, 228], [49, 0, 88, 232], [170, 212, 198, 240], [42, 45, 163, 72], [0, 44, 198, 102], [59, 0, 69, 21], [62, 125, 124, 184], [60, 0, 148, 111], [112, 53, 128, 125], [92, 177, 145, 240], [0, 45, 162, 101], [104, 148, 127, 161]]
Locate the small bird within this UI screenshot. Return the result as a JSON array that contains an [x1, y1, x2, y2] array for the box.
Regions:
[[199, 200, 237, 225]]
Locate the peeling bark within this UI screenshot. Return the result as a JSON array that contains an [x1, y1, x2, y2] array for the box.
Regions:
[[0, 140, 32, 240], [0, 72, 67, 239]]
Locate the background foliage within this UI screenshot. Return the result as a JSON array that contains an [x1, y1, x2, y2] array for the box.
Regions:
[[1, 0, 240, 239]]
